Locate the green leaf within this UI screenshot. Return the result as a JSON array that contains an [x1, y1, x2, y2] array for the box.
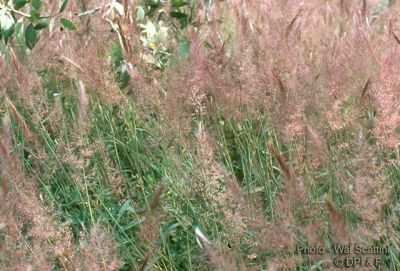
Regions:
[[31, 0, 42, 10], [2, 25, 15, 44], [170, 11, 188, 19], [171, 0, 188, 8], [59, 0, 69, 13], [25, 23, 39, 49], [60, 18, 76, 30], [13, 0, 29, 10], [34, 18, 49, 30], [110, 42, 130, 89], [29, 9, 41, 23], [136, 6, 145, 21], [170, 11, 189, 28], [147, 0, 160, 7], [110, 42, 124, 67]]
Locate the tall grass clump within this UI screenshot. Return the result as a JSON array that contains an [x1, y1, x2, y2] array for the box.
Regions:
[[1, 0, 400, 270]]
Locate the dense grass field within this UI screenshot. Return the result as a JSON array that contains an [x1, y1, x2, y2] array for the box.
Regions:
[[1, 0, 400, 270]]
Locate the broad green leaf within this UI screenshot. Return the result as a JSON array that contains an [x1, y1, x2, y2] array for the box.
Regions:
[[59, 0, 69, 13], [34, 18, 49, 30], [13, 0, 29, 10], [136, 6, 145, 21], [29, 9, 41, 23], [2, 26, 15, 44], [170, 11, 189, 28], [31, 0, 42, 10], [25, 23, 39, 49], [171, 0, 188, 8], [147, 0, 160, 7], [170, 11, 188, 19], [60, 18, 76, 30]]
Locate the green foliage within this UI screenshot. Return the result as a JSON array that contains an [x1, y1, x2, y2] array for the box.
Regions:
[[135, 0, 199, 69], [14, 0, 29, 10], [5, 74, 400, 269], [60, 18, 76, 30], [171, 0, 189, 8], [110, 42, 130, 89], [24, 23, 38, 49], [33, 17, 48, 29], [31, 0, 42, 11], [169, 0, 192, 29], [3, 1, 400, 270], [214, 116, 282, 218], [0, 0, 73, 49]]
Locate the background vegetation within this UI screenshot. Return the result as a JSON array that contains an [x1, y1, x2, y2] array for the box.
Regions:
[[0, 0, 400, 270]]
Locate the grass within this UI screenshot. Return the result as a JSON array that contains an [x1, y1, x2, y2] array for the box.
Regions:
[[2, 72, 399, 270], [1, 1, 400, 270], [7, 79, 229, 270]]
